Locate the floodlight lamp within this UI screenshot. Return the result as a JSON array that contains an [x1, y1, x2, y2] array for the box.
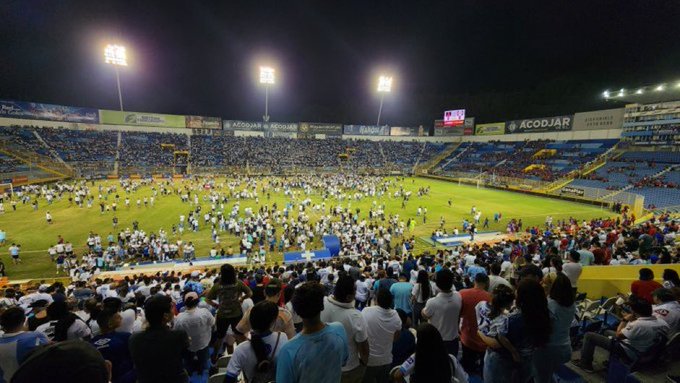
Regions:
[[260, 66, 275, 85], [618, 90, 625, 97], [377, 75, 393, 93], [104, 44, 128, 66], [655, 85, 665, 91], [636, 89, 643, 95], [675, 82, 680, 88], [603, 90, 610, 98]]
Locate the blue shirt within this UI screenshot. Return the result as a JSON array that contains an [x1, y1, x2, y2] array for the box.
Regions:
[[91, 332, 134, 383], [276, 322, 348, 383], [390, 282, 414, 314], [0, 331, 49, 383], [467, 266, 487, 282]]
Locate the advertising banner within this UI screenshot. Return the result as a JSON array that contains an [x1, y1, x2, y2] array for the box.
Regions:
[[223, 120, 264, 131], [0, 100, 99, 123], [573, 108, 624, 131], [463, 127, 474, 135], [390, 126, 419, 136], [505, 115, 573, 134], [99, 110, 186, 128], [298, 122, 343, 138], [475, 122, 506, 136], [185, 116, 221, 129], [271, 131, 298, 138], [343, 125, 391, 136], [560, 186, 585, 197], [434, 117, 475, 136], [266, 122, 298, 132]]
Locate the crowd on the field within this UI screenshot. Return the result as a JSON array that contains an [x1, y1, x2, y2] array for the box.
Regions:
[[0, 219, 678, 383]]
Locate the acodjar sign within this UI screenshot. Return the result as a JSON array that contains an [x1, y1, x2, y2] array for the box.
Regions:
[[505, 115, 573, 134]]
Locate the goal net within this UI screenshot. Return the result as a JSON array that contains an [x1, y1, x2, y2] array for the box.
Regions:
[[0, 183, 14, 198]]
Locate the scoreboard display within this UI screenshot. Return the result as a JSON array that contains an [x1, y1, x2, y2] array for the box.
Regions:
[[443, 109, 465, 127]]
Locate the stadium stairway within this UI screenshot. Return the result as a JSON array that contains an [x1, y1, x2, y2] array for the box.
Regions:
[[598, 163, 678, 202], [416, 142, 461, 173], [114, 131, 122, 176], [32, 129, 73, 173], [410, 142, 428, 173], [0, 144, 72, 180], [543, 143, 620, 193]]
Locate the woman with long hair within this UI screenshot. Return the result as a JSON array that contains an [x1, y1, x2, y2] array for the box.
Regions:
[[225, 301, 288, 383], [411, 270, 433, 325], [481, 279, 551, 383], [206, 263, 252, 357], [533, 273, 577, 383], [390, 323, 467, 383]]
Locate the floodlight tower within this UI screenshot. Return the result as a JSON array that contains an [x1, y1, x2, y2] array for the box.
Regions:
[[259, 66, 275, 122], [104, 44, 128, 111], [376, 75, 392, 126]]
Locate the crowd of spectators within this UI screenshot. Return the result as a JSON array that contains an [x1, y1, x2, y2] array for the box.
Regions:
[[0, 172, 678, 382]]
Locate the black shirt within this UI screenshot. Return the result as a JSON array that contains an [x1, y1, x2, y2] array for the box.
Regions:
[[129, 327, 190, 383]]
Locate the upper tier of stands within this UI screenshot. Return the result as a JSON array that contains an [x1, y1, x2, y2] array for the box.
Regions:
[[435, 139, 618, 181]]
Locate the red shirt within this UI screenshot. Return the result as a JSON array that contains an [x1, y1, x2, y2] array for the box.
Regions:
[[631, 280, 663, 304], [459, 287, 492, 351]]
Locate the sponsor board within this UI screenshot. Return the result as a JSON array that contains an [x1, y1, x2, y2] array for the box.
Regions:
[[0, 100, 99, 123], [185, 116, 221, 129], [434, 117, 475, 136], [270, 131, 297, 138], [343, 125, 391, 136], [561, 186, 585, 197], [505, 115, 573, 134], [573, 108, 624, 131], [463, 127, 474, 135], [475, 122, 506, 136], [223, 120, 264, 131], [99, 110, 186, 128], [298, 122, 343, 137], [390, 126, 419, 136], [265, 122, 298, 132]]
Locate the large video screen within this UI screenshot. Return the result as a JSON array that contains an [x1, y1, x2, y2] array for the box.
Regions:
[[443, 109, 465, 127]]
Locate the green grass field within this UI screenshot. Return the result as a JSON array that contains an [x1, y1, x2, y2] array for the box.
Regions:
[[0, 177, 611, 280]]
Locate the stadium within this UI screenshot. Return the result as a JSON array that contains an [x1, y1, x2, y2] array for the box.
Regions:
[[0, 2, 678, 383]]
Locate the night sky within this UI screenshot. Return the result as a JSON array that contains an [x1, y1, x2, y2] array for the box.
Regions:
[[2, 0, 679, 126]]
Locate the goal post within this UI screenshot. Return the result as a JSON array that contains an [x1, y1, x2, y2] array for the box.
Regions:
[[0, 183, 13, 198]]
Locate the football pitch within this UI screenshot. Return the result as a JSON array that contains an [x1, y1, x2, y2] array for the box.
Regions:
[[0, 176, 611, 280]]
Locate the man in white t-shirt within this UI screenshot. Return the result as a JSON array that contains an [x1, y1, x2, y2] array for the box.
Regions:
[[574, 296, 669, 372], [320, 275, 369, 383], [36, 301, 91, 341], [563, 250, 583, 293], [652, 288, 680, 336], [173, 292, 215, 375], [422, 268, 462, 356], [361, 289, 401, 383]]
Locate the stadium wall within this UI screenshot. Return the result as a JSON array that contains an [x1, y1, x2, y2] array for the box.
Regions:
[[0, 117, 192, 134], [342, 134, 458, 142], [460, 128, 622, 142]]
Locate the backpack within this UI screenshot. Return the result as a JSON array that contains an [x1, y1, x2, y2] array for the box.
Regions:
[[249, 333, 281, 383], [216, 282, 243, 318]]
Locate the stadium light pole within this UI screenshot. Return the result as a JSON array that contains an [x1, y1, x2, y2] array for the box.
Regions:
[[260, 66, 275, 122], [104, 44, 128, 111], [376, 75, 392, 126]]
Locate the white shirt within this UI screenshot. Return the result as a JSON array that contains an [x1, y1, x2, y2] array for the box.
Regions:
[[362, 306, 401, 366], [36, 318, 91, 341], [320, 296, 369, 371], [173, 307, 215, 351], [562, 262, 582, 288], [422, 291, 462, 341], [653, 301, 680, 335], [226, 332, 288, 381], [621, 316, 669, 356]]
